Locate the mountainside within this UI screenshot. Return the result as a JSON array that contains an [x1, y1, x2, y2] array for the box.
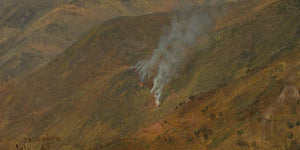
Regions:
[[0, 11, 173, 150], [112, 0, 300, 149], [0, 0, 198, 85], [0, 0, 299, 150]]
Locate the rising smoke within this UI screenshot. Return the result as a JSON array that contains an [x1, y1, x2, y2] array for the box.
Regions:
[[133, 1, 218, 106]]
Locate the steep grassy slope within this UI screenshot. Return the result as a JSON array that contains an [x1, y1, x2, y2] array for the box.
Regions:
[[110, 0, 300, 149], [0, 0, 200, 85], [0, 0, 298, 149], [0, 12, 173, 150]]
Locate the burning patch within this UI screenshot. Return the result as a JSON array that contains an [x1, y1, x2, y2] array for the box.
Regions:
[[132, 2, 213, 106]]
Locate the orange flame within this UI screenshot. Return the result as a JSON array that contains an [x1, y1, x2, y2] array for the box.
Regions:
[[131, 67, 145, 88], [139, 82, 144, 87]]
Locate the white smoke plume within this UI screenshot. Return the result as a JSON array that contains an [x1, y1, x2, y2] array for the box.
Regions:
[[133, 1, 215, 106]]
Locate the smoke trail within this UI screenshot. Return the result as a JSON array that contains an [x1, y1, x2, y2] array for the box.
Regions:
[[134, 2, 213, 106]]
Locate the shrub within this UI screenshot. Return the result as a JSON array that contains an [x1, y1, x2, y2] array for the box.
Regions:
[[194, 130, 200, 136], [200, 126, 213, 135], [296, 121, 300, 126], [219, 112, 223, 116], [236, 140, 248, 147], [179, 101, 186, 106], [288, 122, 294, 128], [287, 132, 294, 139], [209, 113, 216, 120], [202, 107, 208, 113], [237, 130, 244, 137], [204, 134, 208, 140], [189, 95, 196, 100]]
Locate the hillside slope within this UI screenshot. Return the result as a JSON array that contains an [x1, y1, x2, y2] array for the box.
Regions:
[[0, 0, 198, 84], [0, 12, 173, 150], [0, 0, 299, 150], [110, 0, 300, 149]]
